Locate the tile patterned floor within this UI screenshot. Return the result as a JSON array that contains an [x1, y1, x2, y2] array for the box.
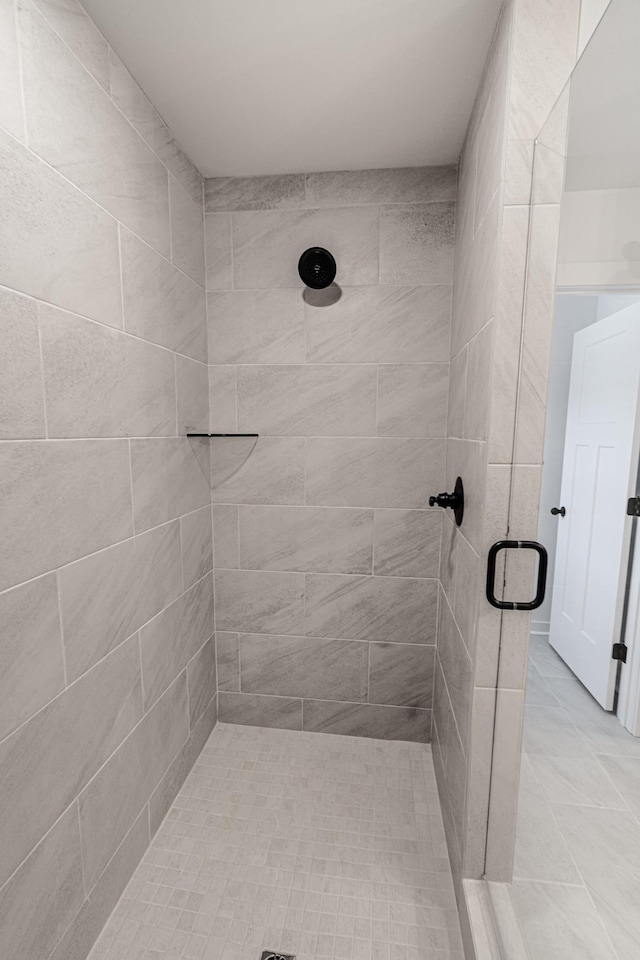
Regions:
[[509, 636, 640, 960], [88, 724, 463, 960]]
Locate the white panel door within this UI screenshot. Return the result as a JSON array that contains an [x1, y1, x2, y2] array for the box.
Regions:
[[550, 303, 640, 708]]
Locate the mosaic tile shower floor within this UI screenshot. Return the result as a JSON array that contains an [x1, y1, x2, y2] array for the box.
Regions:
[[88, 723, 463, 960]]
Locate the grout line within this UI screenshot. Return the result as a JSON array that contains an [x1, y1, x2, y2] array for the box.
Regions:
[[173, 353, 180, 437], [25, 0, 203, 202], [35, 310, 49, 439], [218, 690, 433, 711], [76, 799, 89, 901], [0, 508, 209, 601], [12, 0, 28, 149], [127, 438, 136, 536], [167, 172, 174, 265], [0, 565, 213, 747], [0, 119, 203, 294], [137, 631, 146, 713], [55, 570, 68, 689], [178, 514, 186, 594], [0, 280, 208, 365], [116, 222, 125, 330], [229, 212, 235, 293], [232, 364, 238, 432], [0, 508, 439, 601]]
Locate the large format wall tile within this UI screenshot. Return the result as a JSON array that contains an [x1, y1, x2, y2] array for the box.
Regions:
[[131, 438, 211, 532], [305, 285, 451, 363], [108, 50, 202, 203], [0, 803, 85, 960], [148, 695, 217, 834], [215, 569, 305, 635], [0, 288, 46, 439], [211, 436, 305, 505], [437, 593, 473, 749], [369, 642, 436, 708], [216, 632, 239, 691], [181, 505, 214, 589], [40, 304, 177, 438], [47, 808, 150, 960], [207, 290, 305, 364], [0, 0, 25, 139], [237, 364, 377, 436], [1, 1, 210, 954], [140, 573, 214, 710], [204, 213, 232, 290], [239, 633, 368, 702], [32, 0, 110, 91], [0, 637, 142, 890], [0, 129, 122, 326], [232, 206, 379, 288], [176, 354, 209, 436], [304, 574, 438, 644], [121, 228, 207, 362], [0, 574, 65, 742], [19, 2, 170, 255], [0, 439, 132, 592], [186, 637, 217, 728], [379, 202, 455, 284], [377, 363, 448, 437], [305, 166, 457, 207], [305, 438, 445, 508], [78, 674, 189, 890], [218, 691, 302, 730], [238, 505, 373, 574], [212, 504, 239, 568], [58, 521, 183, 682], [209, 365, 237, 432], [373, 509, 441, 578], [205, 174, 306, 212], [169, 175, 205, 285], [302, 700, 430, 742]]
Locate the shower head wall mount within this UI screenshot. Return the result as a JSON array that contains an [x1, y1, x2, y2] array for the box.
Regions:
[[429, 476, 464, 526]]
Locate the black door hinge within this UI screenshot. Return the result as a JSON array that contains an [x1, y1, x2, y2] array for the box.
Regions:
[[612, 643, 628, 663], [628, 497, 640, 517]]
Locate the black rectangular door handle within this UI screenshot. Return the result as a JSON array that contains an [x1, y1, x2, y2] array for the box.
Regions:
[[486, 540, 548, 610]]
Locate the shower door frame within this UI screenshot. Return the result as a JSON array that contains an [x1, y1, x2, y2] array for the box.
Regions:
[[482, 21, 640, 882]]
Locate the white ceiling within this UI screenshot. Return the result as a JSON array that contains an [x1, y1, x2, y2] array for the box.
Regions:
[[81, 0, 502, 178]]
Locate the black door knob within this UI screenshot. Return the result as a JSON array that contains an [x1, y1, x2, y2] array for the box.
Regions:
[[550, 506, 566, 517]]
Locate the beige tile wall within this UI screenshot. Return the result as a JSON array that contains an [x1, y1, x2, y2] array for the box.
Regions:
[[0, 2, 215, 958], [205, 167, 457, 742], [431, 0, 582, 931]]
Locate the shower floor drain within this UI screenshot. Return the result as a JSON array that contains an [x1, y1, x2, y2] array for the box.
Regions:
[[260, 951, 295, 960]]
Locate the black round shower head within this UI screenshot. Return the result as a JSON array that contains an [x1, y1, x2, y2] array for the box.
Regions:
[[298, 247, 336, 289]]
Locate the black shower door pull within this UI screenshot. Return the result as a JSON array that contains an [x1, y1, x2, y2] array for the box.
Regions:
[[485, 540, 548, 610]]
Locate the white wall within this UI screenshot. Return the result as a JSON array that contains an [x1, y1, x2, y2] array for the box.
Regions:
[[557, 187, 640, 287]]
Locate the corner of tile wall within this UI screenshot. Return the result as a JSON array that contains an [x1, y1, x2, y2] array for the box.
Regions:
[[204, 164, 457, 745], [0, 2, 215, 958]]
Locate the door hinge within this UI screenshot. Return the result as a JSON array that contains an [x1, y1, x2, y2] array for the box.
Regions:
[[627, 497, 640, 517], [612, 643, 628, 663]]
